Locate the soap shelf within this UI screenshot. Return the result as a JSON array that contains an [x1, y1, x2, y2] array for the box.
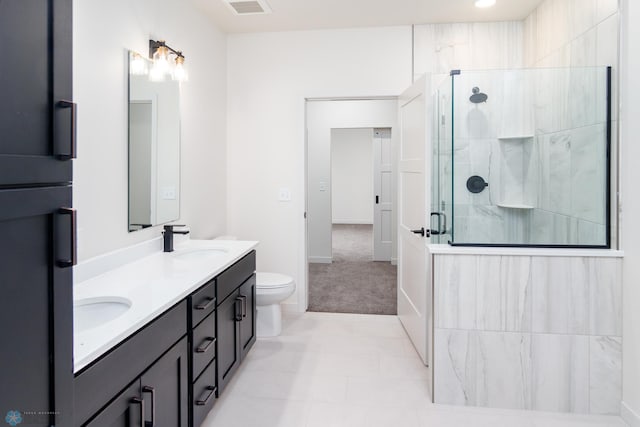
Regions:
[[496, 203, 534, 210], [497, 135, 534, 140]]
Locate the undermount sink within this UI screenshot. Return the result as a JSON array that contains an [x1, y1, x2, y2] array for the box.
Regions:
[[172, 248, 227, 262], [74, 297, 132, 333]]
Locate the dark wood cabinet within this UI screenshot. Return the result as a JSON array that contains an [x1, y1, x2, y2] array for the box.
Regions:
[[75, 303, 188, 427], [76, 252, 257, 427], [0, 0, 75, 425], [140, 338, 189, 427], [215, 251, 257, 397], [0, 186, 74, 427], [216, 289, 242, 394], [85, 338, 188, 427], [0, 0, 75, 186], [239, 275, 257, 361], [84, 382, 142, 427]]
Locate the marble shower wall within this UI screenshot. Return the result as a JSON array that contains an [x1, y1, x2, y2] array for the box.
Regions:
[[433, 254, 622, 414], [431, 1, 618, 245], [413, 22, 523, 82], [524, 0, 619, 245]]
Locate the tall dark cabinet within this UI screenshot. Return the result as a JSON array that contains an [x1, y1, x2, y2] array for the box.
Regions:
[[0, 1, 75, 426]]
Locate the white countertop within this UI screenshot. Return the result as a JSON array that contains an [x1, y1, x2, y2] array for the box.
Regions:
[[73, 239, 258, 373]]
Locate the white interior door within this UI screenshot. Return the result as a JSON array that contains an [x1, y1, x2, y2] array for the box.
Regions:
[[373, 128, 393, 261], [397, 75, 432, 371]]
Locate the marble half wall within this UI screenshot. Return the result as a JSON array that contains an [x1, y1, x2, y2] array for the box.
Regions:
[[433, 253, 622, 415]]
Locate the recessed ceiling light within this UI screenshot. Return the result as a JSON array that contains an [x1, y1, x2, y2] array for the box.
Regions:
[[475, 0, 496, 8]]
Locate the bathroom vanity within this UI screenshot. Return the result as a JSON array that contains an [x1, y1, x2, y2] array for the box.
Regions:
[[73, 240, 257, 427]]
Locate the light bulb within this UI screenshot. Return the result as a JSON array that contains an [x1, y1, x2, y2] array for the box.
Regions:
[[153, 45, 170, 74], [130, 53, 147, 75], [172, 56, 188, 82], [475, 0, 496, 7], [149, 63, 166, 82]]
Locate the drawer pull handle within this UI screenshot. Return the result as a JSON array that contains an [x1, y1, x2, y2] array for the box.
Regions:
[[195, 297, 216, 311], [239, 295, 247, 318], [234, 298, 243, 322], [196, 337, 216, 353], [195, 386, 217, 406], [57, 207, 77, 268], [142, 386, 156, 427], [130, 397, 144, 427], [56, 100, 77, 160]]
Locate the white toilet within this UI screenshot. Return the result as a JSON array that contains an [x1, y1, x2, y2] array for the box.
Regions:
[[256, 272, 295, 337]]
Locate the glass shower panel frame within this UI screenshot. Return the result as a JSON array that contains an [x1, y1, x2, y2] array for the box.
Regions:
[[430, 75, 454, 244], [445, 66, 611, 248]]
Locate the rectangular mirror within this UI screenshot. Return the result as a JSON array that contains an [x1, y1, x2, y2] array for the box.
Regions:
[[128, 50, 181, 232]]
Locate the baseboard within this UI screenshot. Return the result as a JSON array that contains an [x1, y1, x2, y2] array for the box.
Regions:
[[391, 257, 397, 266], [308, 256, 332, 264], [622, 402, 640, 427], [332, 221, 373, 225]]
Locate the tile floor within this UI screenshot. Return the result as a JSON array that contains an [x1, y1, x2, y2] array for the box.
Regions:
[[202, 312, 626, 427]]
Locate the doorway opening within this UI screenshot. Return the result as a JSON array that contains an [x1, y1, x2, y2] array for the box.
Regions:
[[305, 98, 398, 315]]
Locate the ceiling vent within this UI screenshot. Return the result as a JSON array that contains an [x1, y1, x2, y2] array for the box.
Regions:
[[225, 0, 272, 15]]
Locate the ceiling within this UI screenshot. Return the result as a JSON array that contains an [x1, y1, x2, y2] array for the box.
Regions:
[[191, 0, 546, 34]]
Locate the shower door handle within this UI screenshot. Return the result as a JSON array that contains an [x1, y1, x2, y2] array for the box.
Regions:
[[375, 195, 379, 204], [430, 212, 447, 235]]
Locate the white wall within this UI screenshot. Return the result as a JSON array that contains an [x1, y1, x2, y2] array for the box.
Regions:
[[331, 128, 374, 225], [620, 0, 640, 424], [73, 0, 227, 261], [227, 27, 412, 310]]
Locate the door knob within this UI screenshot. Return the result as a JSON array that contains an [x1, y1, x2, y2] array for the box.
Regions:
[[411, 227, 430, 237]]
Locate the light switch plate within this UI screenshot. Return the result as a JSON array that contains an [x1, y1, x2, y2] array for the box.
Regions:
[[161, 186, 176, 200], [278, 188, 291, 201]]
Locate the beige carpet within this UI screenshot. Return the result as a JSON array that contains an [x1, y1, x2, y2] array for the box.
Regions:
[[308, 224, 397, 315]]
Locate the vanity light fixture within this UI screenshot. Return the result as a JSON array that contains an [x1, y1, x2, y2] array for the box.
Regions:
[[149, 39, 188, 82], [129, 52, 148, 75], [475, 0, 496, 7]]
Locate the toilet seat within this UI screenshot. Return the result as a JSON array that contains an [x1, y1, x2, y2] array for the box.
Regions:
[[256, 272, 293, 290]]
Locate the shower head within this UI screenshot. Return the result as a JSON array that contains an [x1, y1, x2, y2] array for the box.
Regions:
[[470, 87, 488, 103]]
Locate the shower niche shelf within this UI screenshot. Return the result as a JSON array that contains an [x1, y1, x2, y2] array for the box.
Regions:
[[497, 135, 534, 141], [496, 203, 534, 210]]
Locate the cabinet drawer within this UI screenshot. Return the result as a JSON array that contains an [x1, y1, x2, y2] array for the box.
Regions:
[[191, 278, 216, 327], [192, 311, 216, 380], [192, 359, 217, 427], [217, 251, 256, 305]]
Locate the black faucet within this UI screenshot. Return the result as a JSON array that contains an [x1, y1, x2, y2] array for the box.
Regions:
[[163, 224, 190, 252]]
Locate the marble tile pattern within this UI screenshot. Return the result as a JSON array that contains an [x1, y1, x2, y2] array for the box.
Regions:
[[590, 336, 622, 415], [413, 22, 523, 80], [433, 254, 622, 414], [203, 312, 627, 427]]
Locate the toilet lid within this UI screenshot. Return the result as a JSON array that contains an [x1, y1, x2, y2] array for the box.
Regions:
[[256, 272, 294, 289]]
